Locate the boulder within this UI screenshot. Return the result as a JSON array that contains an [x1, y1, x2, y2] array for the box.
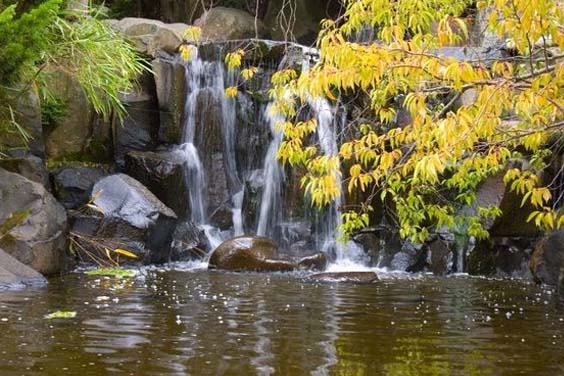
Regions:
[[43, 69, 94, 160], [153, 58, 186, 144], [112, 17, 189, 57], [468, 237, 534, 278], [308, 271, 378, 284], [208, 236, 296, 272], [52, 166, 107, 209], [115, 72, 160, 167], [558, 265, 564, 306], [0, 155, 49, 187], [0, 84, 44, 158], [297, 252, 327, 271], [0, 248, 47, 288], [194, 7, 269, 41], [79, 174, 178, 264], [530, 230, 564, 285], [426, 238, 454, 276], [0, 169, 67, 275], [124, 149, 188, 217], [170, 221, 210, 261]]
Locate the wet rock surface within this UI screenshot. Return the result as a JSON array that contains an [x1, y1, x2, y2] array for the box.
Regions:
[[530, 230, 564, 285], [297, 252, 328, 271], [208, 236, 296, 272], [0, 169, 67, 275], [0, 248, 47, 288], [308, 271, 378, 284]]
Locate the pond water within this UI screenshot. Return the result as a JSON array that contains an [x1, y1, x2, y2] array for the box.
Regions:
[[1, 264, 563, 375]]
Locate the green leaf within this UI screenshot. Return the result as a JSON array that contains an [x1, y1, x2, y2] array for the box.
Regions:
[[45, 311, 77, 319], [84, 268, 137, 278]]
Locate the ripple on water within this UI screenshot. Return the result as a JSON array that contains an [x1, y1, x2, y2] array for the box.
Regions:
[[0, 269, 563, 375]]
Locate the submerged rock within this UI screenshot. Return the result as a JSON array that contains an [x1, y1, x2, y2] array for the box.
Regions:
[[308, 271, 378, 284], [208, 236, 296, 272], [297, 253, 328, 271], [0, 169, 67, 275], [0, 248, 47, 288]]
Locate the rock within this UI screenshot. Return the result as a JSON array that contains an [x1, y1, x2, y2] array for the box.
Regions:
[[558, 265, 564, 306], [43, 69, 94, 160], [208, 236, 296, 272], [427, 238, 454, 276], [468, 237, 533, 278], [112, 17, 189, 57], [115, 72, 160, 167], [82, 174, 178, 264], [264, 0, 339, 45], [194, 7, 269, 41], [0, 248, 47, 288], [0, 169, 68, 275], [124, 149, 188, 217], [52, 166, 107, 209], [0, 84, 44, 158], [530, 230, 564, 285], [437, 47, 508, 64], [298, 252, 327, 271], [153, 58, 186, 144], [170, 222, 210, 261], [0, 155, 49, 187], [308, 271, 378, 284]]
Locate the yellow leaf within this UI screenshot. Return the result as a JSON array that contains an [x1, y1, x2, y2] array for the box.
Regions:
[[113, 248, 138, 259], [225, 86, 238, 98]]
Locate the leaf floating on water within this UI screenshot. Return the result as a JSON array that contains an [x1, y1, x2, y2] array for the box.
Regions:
[[45, 311, 77, 319], [84, 268, 137, 278], [113, 248, 138, 259]]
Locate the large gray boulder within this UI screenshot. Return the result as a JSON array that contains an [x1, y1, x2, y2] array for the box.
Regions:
[[194, 7, 269, 41], [77, 174, 178, 263], [112, 17, 189, 57], [0, 169, 67, 275], [0, 248, 47, 288]]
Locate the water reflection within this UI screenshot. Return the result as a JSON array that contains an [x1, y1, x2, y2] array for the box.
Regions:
[[0, 270, 563, 375]]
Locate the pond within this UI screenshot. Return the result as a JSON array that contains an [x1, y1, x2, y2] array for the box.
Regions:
[[0, 264, 563, 375]]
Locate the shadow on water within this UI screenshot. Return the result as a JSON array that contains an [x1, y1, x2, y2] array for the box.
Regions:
[[0, 267, 563, 375]]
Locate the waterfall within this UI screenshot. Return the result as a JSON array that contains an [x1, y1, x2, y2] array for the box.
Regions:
[[256, 103, 285, 237], [309, 98, 369, 270], [176, 54, 241, 250]]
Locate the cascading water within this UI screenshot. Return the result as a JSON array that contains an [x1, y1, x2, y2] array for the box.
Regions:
[[173, 41, 370, 269], [256, 103, 285, 237], [176, 53, 241, 250], [309, 98, 370, 270]]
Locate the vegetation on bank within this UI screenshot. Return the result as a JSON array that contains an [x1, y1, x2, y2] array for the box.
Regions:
[[0, 0, 147, 155]]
